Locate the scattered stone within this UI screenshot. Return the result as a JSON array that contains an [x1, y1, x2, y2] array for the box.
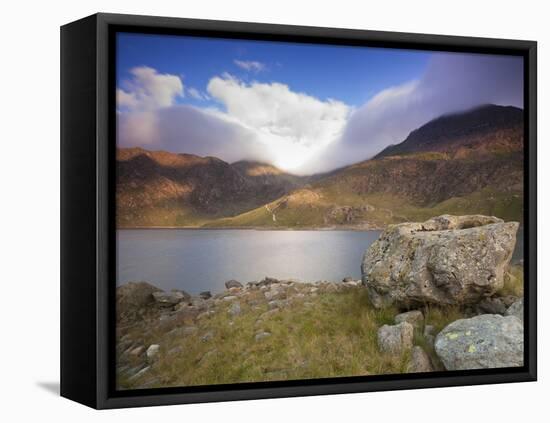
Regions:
[[435, 314, 524, 370], [268, 300, 281, 310], [190, 297, 208, 310], [197, 310, 215, 320], [199, 291, 212, 299], [505, 299, 524, 323], [225, 280, 243, 289], [261, 277, 279, 285], [476, 297, 507, 315], [152, 290, 189, 306], [259, 309, 279, 320], [342, 276, 354, 282], [264, 286, 286, 301], [168, 346, 183, 355], [407, 346, 434, 373], [201, 331, 214, 343], [173, 304, 200, 321], [146, 344, 160, 361], [223, 295, 238, 302], [128, 365, 150, 381], [377, 322, 414, 354], [395, 310, 424, 327], [128, 346, 144, 356], [116, 281, 161, 319], [500, 295, 520, 308], [255, 331, 272, 341], [362, 215, 519, 308], [228, 302, 241, 316]]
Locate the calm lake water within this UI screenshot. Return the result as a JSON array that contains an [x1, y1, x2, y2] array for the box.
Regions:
[[117, 227, 524, 294], [117, 229, 382, 293]]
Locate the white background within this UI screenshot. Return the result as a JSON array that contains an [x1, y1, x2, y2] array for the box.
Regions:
[[0, 0, 547, 421]]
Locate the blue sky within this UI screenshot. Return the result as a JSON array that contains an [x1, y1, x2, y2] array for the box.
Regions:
[[117, 32, 432, 109], [116, 32, 523, 173]]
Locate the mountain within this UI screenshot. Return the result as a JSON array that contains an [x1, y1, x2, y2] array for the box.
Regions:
[[208, 105, 524, 228], [375, 104, 523, 159], [116, 148, 306, 227]]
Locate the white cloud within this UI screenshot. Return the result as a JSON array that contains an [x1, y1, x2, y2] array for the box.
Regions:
[[117, 53, 523, 175], [187, 87, 208, 100], [206, 75, 350, 171], [233, 59, 266, 72], [301, 53, 524, 173], [117, 66, 183, 111]]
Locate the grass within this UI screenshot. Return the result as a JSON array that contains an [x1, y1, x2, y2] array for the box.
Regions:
[[117, 262, 524, 389], [117, 287, 426, 389], [498, 264, 524, 297], [206, 186, 524, 230]]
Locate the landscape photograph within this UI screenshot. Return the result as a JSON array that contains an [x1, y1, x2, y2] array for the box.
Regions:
[[115, 32, 525, 390]]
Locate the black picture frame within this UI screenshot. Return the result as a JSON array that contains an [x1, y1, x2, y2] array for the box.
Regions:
[[60, 12, 537, 409]]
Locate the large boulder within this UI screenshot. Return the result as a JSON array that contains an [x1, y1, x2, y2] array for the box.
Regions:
[[435, 314, 523, 370], [362, 215, 519, 308], [116, 281, 161, 320]]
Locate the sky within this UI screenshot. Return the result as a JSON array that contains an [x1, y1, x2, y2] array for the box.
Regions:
[[116, 32, 524, 174]]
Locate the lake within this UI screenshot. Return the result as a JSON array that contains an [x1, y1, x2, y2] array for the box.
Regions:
[[117, 227, 525, 294], [116, 229, 382, 293]]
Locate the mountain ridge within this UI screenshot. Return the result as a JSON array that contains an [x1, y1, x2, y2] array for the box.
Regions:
[[117, 104, 524, 228]]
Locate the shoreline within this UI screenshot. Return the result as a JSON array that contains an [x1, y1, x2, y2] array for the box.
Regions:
[[116, 225, 386, 231]]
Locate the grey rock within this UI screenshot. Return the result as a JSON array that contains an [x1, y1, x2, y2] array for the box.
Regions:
[[342, 276, 354, 283], [201, 331, 214, 343], [505, 299, 524, 323], [264, 286, 286, 301], [268, 300, 282, 310], [225, 280, 243, 289], [435, 314, 524, 370], [500, 295, 520, 307], [128, 365, 150, 381], [261, 277, 279, 286], [362, 215, 519, 308], [116, 281, 161, 317], [199, 291, 212, 299], [255, 331, 272, 341], [377, 322, 414, 354], [407, 346, 434, 373], [127, 346, 144, 357], [395, 310, 424, 327], [228, 302, 241, 316], [152, 290, 189, 306], [146, 344, 160, 361], [173, 304, 200, 321], [476, 297, 507, 315]]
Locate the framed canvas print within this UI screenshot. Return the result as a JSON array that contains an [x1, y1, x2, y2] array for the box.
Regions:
[[60, 13, 537, 409]]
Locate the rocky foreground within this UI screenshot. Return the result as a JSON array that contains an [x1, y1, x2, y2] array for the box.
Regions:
[[116, 214, 524, 389]]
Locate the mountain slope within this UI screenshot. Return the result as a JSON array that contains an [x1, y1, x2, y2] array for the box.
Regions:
[[209, 105, 524, 228], [116, 148, 305, 227]]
